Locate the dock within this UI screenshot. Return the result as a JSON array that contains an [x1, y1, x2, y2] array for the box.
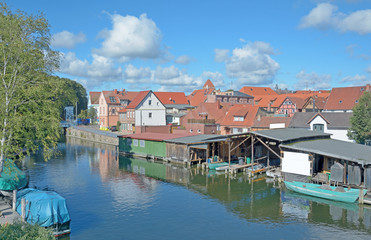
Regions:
[[0, 196, 21, 225]]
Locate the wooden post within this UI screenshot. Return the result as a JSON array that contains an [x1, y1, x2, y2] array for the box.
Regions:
[[21, 198, 26, 221], [251, 135, 254, 166], [12, 190, 17, 212], [228, 140, 231, 167], [344, 162, 347, 184], [267, 150, 270, 168], [359, 187, 364, 204]]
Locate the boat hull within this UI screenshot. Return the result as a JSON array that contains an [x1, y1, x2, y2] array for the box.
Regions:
[[284, 181, 366, 203], [208, 162, 228, 170]]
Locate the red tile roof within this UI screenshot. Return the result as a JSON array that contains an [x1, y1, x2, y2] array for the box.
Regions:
[[187, 88, 214, 106], [221, 105, 260, 127], [182, 102, 232, 125], [126, 91, 151, 109], [102, 89, 140, 105], [239, 86, 277, 96], [89, 92, 101, 104], [203, 79, 215, 90], [154, 92, 188, 105], [324, 85, 370, 110]]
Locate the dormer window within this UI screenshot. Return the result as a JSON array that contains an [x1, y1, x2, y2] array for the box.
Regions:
[[109, 97, 116, 103], [355, 100, 359, 103], [339, 100, 342, 104], [234, 116, 244, 121]]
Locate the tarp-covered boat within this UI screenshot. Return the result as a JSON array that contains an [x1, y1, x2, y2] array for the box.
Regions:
[[0, 159, 27, 194], [16, 188, 71, 237], [284, 181, 367, 203]]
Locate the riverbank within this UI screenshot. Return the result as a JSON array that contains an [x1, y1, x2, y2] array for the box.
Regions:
[[0, 197, 21, 225]]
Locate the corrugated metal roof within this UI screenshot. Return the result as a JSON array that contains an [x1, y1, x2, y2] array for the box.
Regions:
[[165, 134, 223, 144], [189, 143, 208, 149], [251, 128, 331, 142], [121, 133, 193, 141], [280, 139, 371, 164]]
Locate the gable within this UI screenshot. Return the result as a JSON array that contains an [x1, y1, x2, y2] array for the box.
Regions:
[[137, 92, 166, 110]]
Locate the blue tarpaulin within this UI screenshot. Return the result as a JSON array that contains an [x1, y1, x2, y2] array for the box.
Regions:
[[16, 188, 70, 227]]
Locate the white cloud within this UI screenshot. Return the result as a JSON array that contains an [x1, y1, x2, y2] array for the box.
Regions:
[[340, 74, 367, 83], [299, 3, 341, 30], [346, 45, 370, 60], [300, 3, 371, 34], [59, 52, 122, 88], [220, 41, 279, 85], [175, 55, 192, 64], [95, 13, 163, 61], [122, 64, 223, 93], [367, 65, 371, 74], [214, 49, 230, 62], [294, 70, 331, 90], [51, 31, 86, 49]]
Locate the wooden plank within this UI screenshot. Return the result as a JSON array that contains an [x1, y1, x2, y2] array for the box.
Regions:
[[255, 137, 282, 159], [230, 135, 251, 152]]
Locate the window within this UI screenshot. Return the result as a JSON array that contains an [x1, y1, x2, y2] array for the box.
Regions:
[[313, 124, 324, 132], [133, 139, 138, 146], [197, 129, 201, 133], [339, 100, 343, 104], [140, 140, 145, 147], [112, 109, 116, 114], [109, 96, 116, 103], [149, 112, 152, 118], [149, 100, 152, 105], [190, 129, 193, 133], [234, 116, 244, 121], [126, 138, 132, 145]]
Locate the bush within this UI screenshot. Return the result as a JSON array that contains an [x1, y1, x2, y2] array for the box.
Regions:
[[0, 221, 54, 240]]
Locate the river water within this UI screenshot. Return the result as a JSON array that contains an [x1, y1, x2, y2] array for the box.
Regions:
[[23, 139, 371, 240]]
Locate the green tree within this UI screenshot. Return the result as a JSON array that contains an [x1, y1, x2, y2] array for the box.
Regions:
[[347, 92, 371, 144], [0, 2, 60, 173]]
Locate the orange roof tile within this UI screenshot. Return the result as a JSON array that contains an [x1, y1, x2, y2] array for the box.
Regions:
[[324, 85, 370, 110], [126, 91, 151, 109], [154, 92, 188, 105], [89, 91, 100, 104], [203, 79, 215, 90], [221, 105, 260, 127], [239, 86, 276, 96], [102, 89, 140, 105]]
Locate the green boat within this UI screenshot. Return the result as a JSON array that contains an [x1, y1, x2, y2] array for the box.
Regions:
[[284, 181, 367, 203], [0, 159, 27, 195], [208, 162, 229, 170]]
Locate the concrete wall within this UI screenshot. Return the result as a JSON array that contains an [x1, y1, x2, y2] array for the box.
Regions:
[[67, 127, 119, 146]]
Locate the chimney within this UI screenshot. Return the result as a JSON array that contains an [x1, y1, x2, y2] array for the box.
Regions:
[[268, 102, 272, 112], [366, 84, 370, 92], [114, 89, 118, 94], [217, 100, 221, 109]]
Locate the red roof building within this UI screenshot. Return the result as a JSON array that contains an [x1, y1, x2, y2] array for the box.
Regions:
[[187, 79, 216, 107], [324, 84, 371, 112], [239, 86, 277, 96], [220, 105, 260, 134]]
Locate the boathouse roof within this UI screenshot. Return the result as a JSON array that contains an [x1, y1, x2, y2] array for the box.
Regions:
[[250, 128, 331, 143], [165, 134, 224, 144], [280, 139, 371, 164]]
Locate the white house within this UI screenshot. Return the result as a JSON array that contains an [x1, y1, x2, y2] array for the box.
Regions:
[[289, 112, 353, 142], [134, 91, 166, 127]]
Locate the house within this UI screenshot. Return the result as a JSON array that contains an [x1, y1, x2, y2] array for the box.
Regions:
[[180, 101, 230, 134], [154, 92, 194, 125], [301, 95, 328, 112], [187, 79, 215, 107], [220, 105, 260, 134], [324, 84, 370, 112], [119, 91, 166, 134], [289, 112, 353, 142], [251, 116, 292, 131], [274, 96, 307, 117], [239, 86, 277, 96], [206, 90, 254, 105], [88, 91, 101, 119], [99, 89, 139, 128]]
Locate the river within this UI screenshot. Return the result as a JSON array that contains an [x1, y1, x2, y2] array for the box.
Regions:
[[22, 138, 371, 240]]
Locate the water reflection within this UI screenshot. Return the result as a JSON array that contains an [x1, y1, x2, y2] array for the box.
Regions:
[[23, 139, 371, 239]]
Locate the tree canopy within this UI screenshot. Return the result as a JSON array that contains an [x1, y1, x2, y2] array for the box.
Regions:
[[348, 92, 371, 144], [0, 2, 87, 173]]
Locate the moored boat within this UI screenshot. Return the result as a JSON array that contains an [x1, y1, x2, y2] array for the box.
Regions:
[[284, 181, 367, 203], [208, 162, 228, 170], [16, 188, 71, 237], [0, 159, 28, 196]]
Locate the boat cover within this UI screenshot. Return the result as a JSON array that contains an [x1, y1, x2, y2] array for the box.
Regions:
[[16, 188, 71, 227], [0, 159, 27, 191]]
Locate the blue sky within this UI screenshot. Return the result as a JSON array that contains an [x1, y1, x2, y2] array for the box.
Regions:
[[9, 0, 371, 93]]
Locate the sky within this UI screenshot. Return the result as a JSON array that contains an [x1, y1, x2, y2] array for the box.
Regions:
[[8, 0, 371, 93]]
